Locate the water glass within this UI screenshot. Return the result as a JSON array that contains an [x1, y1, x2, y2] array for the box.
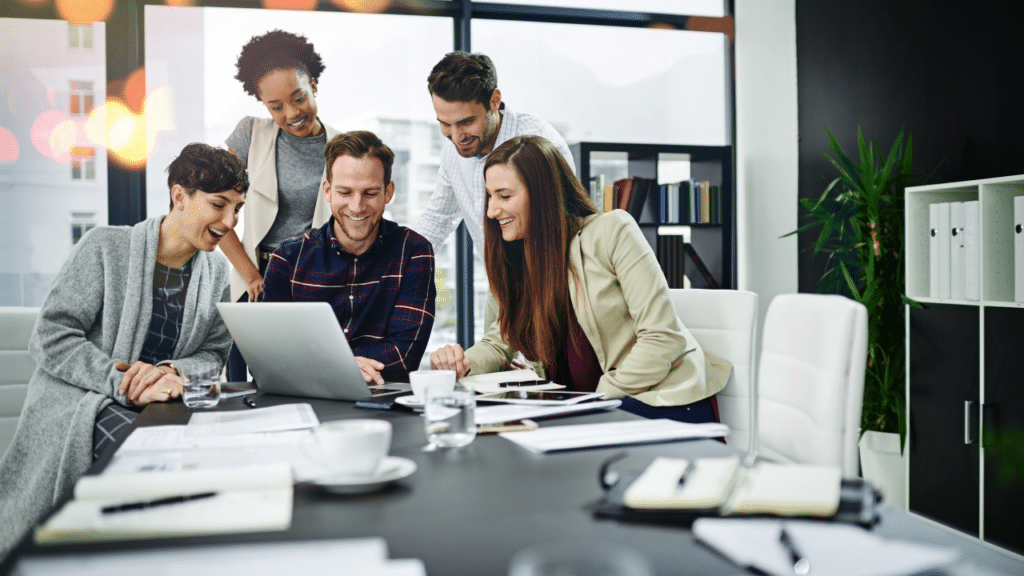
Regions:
[[182, 370, 221, 409], [423, 388, 476, 449]]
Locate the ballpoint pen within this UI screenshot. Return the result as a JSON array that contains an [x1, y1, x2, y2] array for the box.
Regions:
[[779, 523, 810, 575], [101, 491, 217, 515], [676, 459, 697, 489], [243, 396, 257, 409]]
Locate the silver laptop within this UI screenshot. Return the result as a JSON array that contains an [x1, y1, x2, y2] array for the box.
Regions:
[[217, 302, 403, 401]]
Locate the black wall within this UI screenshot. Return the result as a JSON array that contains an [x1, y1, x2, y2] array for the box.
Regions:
[[795, 0, 1024, 292]]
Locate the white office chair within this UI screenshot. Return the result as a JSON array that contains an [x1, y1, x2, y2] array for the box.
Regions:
[[0, 307, 39, 458], [668, 289, 759, 452], [757, 294, 867, 477]]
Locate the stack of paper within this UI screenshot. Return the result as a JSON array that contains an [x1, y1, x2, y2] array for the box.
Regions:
[[693, 518, 959, 576], [35, 463, 293, 544], [499, 418, 728, 453], [476, 399, 621, 426], [15, 537, 425, 576]]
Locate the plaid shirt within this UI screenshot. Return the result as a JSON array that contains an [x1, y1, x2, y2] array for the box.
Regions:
[[261, 218, 435, 381]]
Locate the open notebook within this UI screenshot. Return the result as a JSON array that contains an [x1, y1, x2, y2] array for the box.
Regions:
[[35, 463, 293, 544]]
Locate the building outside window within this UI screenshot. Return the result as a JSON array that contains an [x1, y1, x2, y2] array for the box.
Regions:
[[70, 212, 97, 244], [70, 147, 96, 180], [69, 80, 94, 117], [68, 23, 94, 50]]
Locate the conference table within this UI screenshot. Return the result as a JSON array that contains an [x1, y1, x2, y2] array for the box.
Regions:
[[6, 391, 1024, 575]]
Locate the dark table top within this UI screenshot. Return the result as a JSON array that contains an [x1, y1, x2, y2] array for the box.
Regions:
[[9, 392, 1024, 576]]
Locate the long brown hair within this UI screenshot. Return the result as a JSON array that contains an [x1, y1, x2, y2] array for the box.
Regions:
[[483, 136, 599, 368]]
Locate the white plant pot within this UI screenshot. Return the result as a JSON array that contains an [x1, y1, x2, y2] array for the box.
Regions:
[[859, 430, 907, 510]]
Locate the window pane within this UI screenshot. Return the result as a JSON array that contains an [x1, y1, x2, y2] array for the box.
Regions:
[[0, 18, 107, 306], [145, 6, 455, 365], [473, 20, 730, 146], [491, 0, 726, 17]]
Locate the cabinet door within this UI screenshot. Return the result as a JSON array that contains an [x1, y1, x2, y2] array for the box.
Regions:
[[983, 307, 1024, 554], [909, 304, 979, 535]]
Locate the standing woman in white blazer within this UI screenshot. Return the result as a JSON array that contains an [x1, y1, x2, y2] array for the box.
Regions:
[[220, 30, 340, 380]]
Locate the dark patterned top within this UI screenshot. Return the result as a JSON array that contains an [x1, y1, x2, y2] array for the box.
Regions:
[[139, 259, 192, 365], [261, 218, 435, 382]]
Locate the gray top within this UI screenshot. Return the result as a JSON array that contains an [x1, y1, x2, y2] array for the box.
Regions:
[[0, 217, 232, 560], [227, 116, 328, 252]]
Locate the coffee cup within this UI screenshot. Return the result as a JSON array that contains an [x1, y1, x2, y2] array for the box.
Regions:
[[314, 419, 392, 478], [409, 370, 456, 402]]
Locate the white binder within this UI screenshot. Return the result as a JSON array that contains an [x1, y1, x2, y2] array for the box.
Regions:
[[1016, 197, 1024, 302], [929, 203, 940, 298], [949, 202, 964, 300], [963, 200, 979, 301], [937, 202, 951, 299]]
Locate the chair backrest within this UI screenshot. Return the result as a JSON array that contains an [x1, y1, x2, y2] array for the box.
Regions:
[[757, 294, 867, 477], [668, 289, 758, 452], [0, 307, 39, 458]]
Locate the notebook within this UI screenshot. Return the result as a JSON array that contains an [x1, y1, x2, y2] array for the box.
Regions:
[[217, 302, 404, 401]]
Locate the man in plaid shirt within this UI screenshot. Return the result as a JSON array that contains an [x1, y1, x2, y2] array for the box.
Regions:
[[262, 131, 435, 384]]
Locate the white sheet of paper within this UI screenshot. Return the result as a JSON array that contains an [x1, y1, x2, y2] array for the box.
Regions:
[[186, 403, 319, 435], [499, 417, 728, 453], [475, 399, 622, 426]]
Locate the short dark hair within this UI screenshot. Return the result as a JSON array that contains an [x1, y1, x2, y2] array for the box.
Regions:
[[323, 131, 395, 186], [427, 51, 498, 107], [166, 143, 249, 209], [234, 30, 325, 99]]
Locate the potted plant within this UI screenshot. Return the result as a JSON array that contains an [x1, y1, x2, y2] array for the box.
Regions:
[[785, 126, 932, 509]]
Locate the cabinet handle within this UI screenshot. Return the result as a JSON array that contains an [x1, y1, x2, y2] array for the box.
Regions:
[[964, 400, 977, 445]]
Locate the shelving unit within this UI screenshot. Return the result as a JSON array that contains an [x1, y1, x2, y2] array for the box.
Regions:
[[905, 174, 1024, 554], [570, 142, 734, 290]]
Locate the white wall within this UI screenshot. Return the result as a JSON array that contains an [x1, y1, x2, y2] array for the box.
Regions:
[[734, 0, 799, 329]]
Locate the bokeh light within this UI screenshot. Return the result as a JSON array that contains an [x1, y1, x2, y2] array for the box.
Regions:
[[49, 120, 78, 163], [31, 110, 70, 162], [55, 0, 115, 24], [0, 128, 20, 164], [262, 0, 316, 9], [332, 0, 392, 13]]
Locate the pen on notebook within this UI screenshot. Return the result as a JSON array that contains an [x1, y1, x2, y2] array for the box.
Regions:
[[101, 491, 216, 515], [243, 396, 257, 409], [677, 459, 697, 488], [779, 523, 810, 575]]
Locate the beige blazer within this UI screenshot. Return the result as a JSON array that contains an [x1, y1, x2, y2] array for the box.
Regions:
[[230, 117, 339, 301], [465, 210, 731, 407]]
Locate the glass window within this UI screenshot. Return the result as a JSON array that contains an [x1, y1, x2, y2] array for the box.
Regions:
[[491, 0, 726, 16], [0, 18, 107, 307], [145, 6, 454, 365]]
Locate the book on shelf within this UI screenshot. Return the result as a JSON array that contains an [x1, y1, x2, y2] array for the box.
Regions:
[[628, 177, 656, 222], [613, 178, 633, 212], [684, 243, 720, 289], [588, 174, 605, 211]]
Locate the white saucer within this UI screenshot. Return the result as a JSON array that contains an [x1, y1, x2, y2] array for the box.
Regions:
[[394, 395, 425, 409], [312, 456, 417, 494]]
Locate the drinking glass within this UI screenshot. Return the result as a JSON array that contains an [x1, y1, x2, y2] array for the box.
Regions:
[[423, 387, 476, 450], [182, 368, 221, 409]]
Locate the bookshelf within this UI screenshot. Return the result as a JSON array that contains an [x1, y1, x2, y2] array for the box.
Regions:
[[570, 142, 734, 290], [905, 174, 1024, 553]]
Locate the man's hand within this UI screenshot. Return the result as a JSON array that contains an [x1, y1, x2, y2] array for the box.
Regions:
[[246, 277, 264, 302], [117, 361, 182, 405], [355, 356, 385, 385], [430, 344, 471, 379]]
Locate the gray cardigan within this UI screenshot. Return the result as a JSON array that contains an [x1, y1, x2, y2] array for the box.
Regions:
[[0, 217, 232, 559]]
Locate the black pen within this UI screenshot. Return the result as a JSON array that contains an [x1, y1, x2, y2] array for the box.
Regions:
[[677, 460, 697, 488], [779, 524, 810, 575], [101, 491, 216, 515], [243, 396, 257, 409], [499, 379, 550, 388]]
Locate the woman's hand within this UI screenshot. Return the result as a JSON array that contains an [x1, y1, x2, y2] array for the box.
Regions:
[[246, 277, 264, 302], [430, 344, 471, 379], [117, 361, 183, 405]]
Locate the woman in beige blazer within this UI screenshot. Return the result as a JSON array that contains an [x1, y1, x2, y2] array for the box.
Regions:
[[221, 30, 339, 380], [430, 135, 730, 422]]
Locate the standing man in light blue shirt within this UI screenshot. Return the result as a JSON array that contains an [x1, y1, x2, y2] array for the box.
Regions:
[[414, 51, 574, 252]]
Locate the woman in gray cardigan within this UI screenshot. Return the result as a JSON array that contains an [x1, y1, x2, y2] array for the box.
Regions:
[[0, 143, 248, 559]]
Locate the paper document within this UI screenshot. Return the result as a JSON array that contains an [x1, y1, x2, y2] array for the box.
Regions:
[[475, 399, 621, 426], [15, 537, 426, 576], [35, 463, 293, 544], [499, 418, 728, 453], [692, 518, 959, 576], [459, 369, 560, 393], [106, 425, 326, 481], [187, 403, 319, 435]]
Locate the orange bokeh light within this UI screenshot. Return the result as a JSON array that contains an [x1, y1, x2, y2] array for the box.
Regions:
[[55, 0, 115, 24], [332, 0, 391, 12], [163, 0, 195, 6], [0, 127, 20, 164], [262, 0, 316, 9], [124, 68, 146, 113]]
